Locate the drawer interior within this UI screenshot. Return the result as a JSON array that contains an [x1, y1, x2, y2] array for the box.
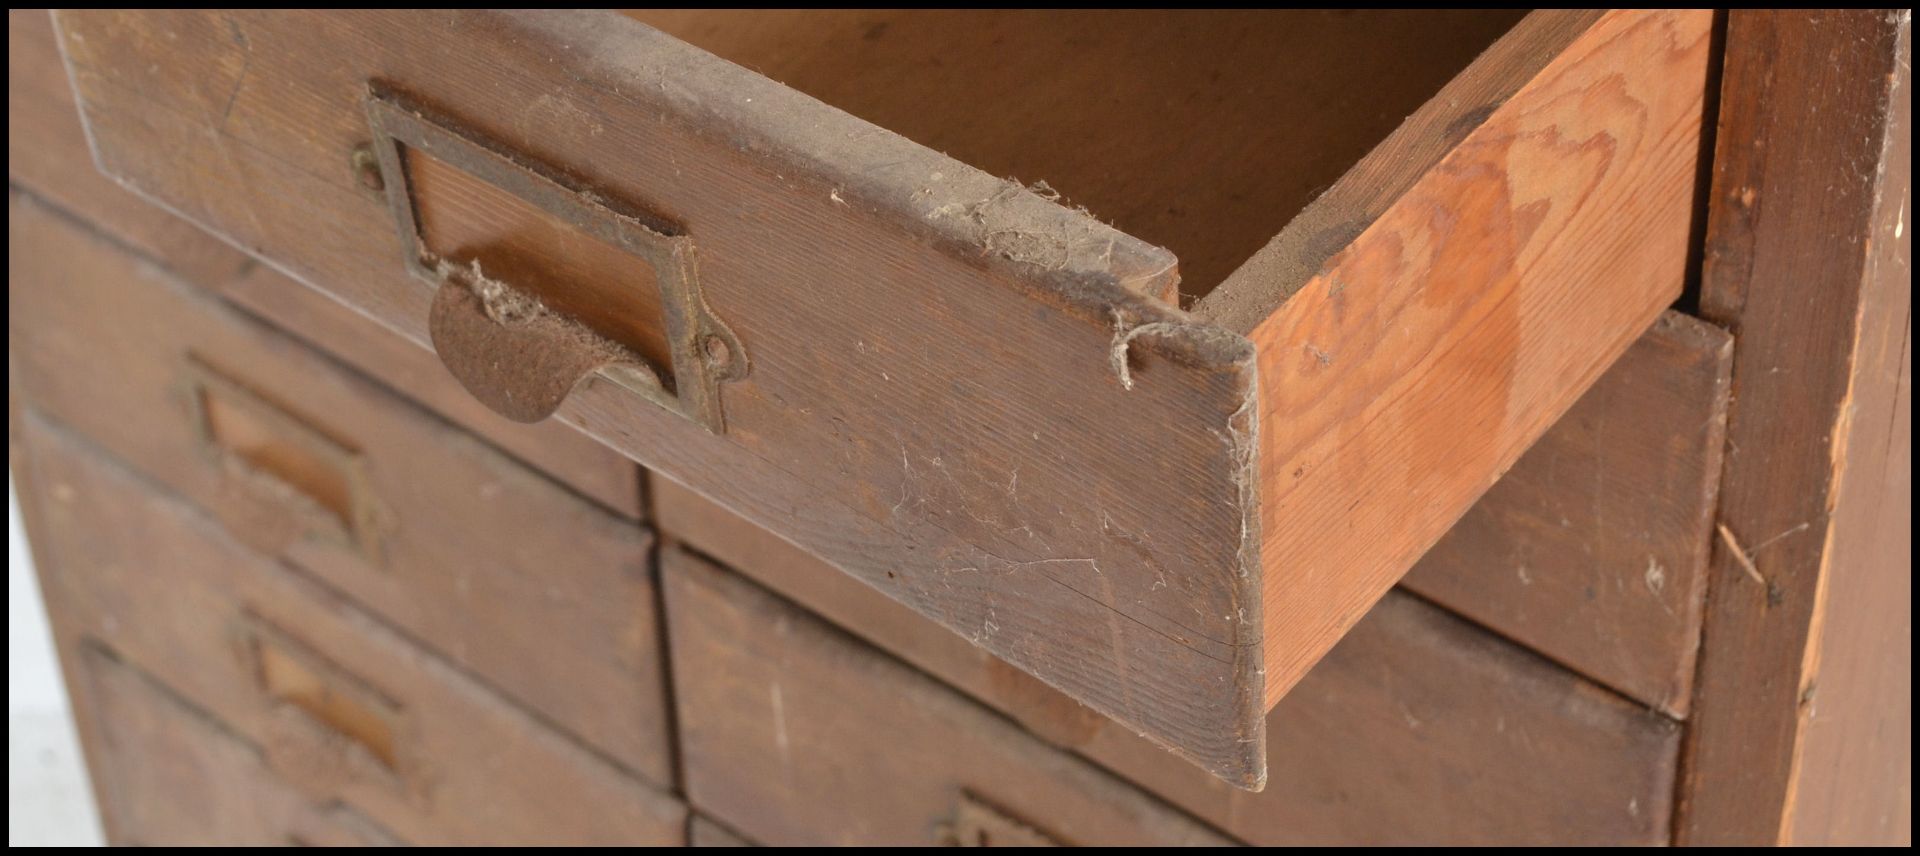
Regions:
[[630, 9, 1527, 303]]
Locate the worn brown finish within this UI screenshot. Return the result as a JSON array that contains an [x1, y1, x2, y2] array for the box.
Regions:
[[661, 547, 1233, 847], [8, 193, 674, 784], [53, 7, 1719, 784], [657, 477, 1684, 845], [15, 415, 687, 845], [51, 7, 1260, 782], [657, 307, 1736, 724], [5, 9, 646, 519], [73, 646, 402, 846], [1682, 9, 1913, 846], [1402, 312, 1733, 714], [7, 9, 247, 286], [212, 262, 650, 519]]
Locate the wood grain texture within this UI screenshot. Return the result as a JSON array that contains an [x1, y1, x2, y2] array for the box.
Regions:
[[14, 414, 688, 845], [1248, 9, 1714, 704], [53, 8, 1265, 784], [5, 8, 646, 519], [1682, 9, 1912, 846], [661, 547, 1233, 847], [657, 476, 1684, 845], [8, 192, 675, 784], [1402, 312, 1733, 714], [630, 9, 1524, 301], [74, 647, 403, 846], [7, 9, 248, 285], [1197, 9, 1604, 331]]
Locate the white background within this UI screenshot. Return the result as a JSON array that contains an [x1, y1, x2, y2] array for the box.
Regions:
[[9, 475, 105, 846]]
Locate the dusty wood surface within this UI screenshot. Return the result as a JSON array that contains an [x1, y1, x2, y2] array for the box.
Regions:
[[73, 646, 403, 846], [662, 547, 1233, 847], [1402, 312, 1733, 714], [1682, 9, 1913, 846], [9, 193, 675, 785], [658, 476, 1684, 845], [53, 8, 1265, 783], [631, 9, 1525, 301], [7, 9, 247, 285], [14, 414, 688, 845], [6, 8, 647, 519], [1248, 9, 1714, 704]]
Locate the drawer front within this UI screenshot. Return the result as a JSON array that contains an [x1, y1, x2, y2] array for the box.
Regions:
[[657, 475, 1684, 844], [7, 9, 644, 520], [1402, 311, 1732, 713], [18, 416, 686, 845], [8, 9, 246, 287], [72, 645, 401, 846], [54, 9, 1710, 784], [659, 309, 1733, 719], [9, 193, 672, 783], [663, 548, 1232, 847], [52, 7, 1255, 782]]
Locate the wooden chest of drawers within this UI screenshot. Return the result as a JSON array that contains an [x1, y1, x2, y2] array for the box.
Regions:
[[9, 8, 1909, 846]]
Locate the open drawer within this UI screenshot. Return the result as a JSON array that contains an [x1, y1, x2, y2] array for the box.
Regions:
[[52, 9, 1711, 787]]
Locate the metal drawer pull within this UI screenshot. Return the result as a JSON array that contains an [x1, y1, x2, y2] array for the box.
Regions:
[[364, 87, 746, 431]]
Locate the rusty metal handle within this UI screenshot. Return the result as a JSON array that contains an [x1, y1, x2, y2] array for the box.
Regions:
[[364, 87, 745, 431], [425, 266, 655, 424]]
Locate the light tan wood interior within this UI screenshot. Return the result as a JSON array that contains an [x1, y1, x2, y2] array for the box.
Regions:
[[628, 10, 1526, 303]]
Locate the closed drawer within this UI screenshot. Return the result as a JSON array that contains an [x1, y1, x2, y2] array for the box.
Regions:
[[657, 455, 1685, 844], [1402, 311, 1732, 713], [17, 415, 687, 845], [662, 546, 1231, 847], [8, 192, 672, 783], [56, 8, 1712, 784], [70, 645, 402, 846], [7, 9, 645, 521]]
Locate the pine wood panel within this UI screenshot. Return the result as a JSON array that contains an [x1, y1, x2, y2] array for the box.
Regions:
[[1243, 9, 1714, 704]]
